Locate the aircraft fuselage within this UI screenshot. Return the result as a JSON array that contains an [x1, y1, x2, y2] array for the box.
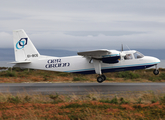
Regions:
[[14, 54, 160, 74]]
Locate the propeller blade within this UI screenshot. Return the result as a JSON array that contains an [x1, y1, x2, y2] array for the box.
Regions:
[[121, 44, 123, 52]]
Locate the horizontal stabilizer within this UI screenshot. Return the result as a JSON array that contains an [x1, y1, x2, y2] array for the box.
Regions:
[[10, 61, 31, 64]]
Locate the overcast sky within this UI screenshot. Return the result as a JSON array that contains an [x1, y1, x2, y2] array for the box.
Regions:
[[0, 0, 165, 51]]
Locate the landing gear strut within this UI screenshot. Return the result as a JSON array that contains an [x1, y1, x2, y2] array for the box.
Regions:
[[153, 65, 159, 75], [97, 74, 106, 83]]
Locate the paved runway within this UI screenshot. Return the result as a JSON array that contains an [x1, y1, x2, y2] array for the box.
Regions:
[[0, 82, 165, 95]]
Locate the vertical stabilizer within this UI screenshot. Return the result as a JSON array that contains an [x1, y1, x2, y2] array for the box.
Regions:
[[13, 29, 40, 61]]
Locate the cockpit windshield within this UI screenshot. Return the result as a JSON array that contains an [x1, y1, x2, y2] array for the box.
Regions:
[[134, 51, 144, 59]]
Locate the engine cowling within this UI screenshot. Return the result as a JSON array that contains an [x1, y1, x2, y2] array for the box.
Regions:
[[102, 56, 120, 64]]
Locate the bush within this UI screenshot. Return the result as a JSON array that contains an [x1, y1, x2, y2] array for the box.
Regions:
[[17, 70, 31, 77], [24, 96, 32, 102], [160, 95, 165, 104], [0, 67, 8, 70], [100, 96, 118, 104], [148, 76, 157, 82], [7, 71, 17, 77], [0, 71, 17, 77], [73, 77, 87, 81], [57, 72, 70, 77], [43, 74, 50, 81], [120, 97, 129, 104], [7, 96, 21, 104], [49, 93, 63, 104], [116, 71, 139, 79], [12, 67, 22, 72], [110, 96, 118, 104], [159, 73, 165, 80], [106, 77, 114, 81], [151, 98, 158, 103], [49, 93, 59, 100], [61, 103, 90, 109], [137, 98, 142, 104], [148, 76, 161, 82]]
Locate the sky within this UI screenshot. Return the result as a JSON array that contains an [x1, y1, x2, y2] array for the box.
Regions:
[[0, 0, 165, 51]]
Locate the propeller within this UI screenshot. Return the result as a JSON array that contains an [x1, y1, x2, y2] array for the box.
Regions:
[[121, 44, 123, 52], [120, 44, 126, 58]]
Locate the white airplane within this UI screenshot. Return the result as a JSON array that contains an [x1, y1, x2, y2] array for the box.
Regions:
[[11, 29, 160, 83]]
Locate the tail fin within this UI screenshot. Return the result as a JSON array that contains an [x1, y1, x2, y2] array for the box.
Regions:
[[13, 29, 40, 61]]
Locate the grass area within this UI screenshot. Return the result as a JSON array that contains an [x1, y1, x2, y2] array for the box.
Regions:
[[0, 67, 165, 83], [0, 91, 165, 119], [1, 67, 165, 119]]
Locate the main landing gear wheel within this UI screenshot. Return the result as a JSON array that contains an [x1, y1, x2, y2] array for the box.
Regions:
[[97, 76, 104, 83], [153, 69, 159, 75], [101, 74, 106, 81], [97, 75, 106, 83]]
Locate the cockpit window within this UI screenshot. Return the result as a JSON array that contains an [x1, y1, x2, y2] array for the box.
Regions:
[[124, 54, 133, 60], [134, 52, 144, 59]]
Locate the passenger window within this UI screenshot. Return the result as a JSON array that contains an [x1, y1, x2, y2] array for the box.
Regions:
[[124, 54, 133, 60]]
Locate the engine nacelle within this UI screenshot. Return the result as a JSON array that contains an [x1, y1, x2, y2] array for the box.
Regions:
[[102, 56, 120, 64]]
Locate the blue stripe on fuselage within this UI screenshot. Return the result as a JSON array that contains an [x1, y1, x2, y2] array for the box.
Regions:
[[64, 62, 158, 74]]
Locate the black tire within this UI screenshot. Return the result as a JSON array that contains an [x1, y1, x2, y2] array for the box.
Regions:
[[101, 74, 106, 81], [97, 76, 104, 83], [153, 69, 159, 75]]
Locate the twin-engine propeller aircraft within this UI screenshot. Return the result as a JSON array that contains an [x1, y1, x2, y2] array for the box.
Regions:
[[11, 29, 160, 83]]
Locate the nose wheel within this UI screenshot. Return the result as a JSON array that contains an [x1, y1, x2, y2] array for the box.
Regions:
[[153, 65, 159, 75], [97, 74, 106, 83], [153, 69, 159, 75]]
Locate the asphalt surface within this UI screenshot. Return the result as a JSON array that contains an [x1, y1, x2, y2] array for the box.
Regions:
[[0, 82, 165, 95]]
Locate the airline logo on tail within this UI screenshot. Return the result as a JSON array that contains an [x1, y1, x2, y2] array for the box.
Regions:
[[16, 38, 28, 49]]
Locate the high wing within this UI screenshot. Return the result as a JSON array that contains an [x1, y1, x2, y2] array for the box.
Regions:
[[77, 49, 120, 64], [77, 49, 111, 58]]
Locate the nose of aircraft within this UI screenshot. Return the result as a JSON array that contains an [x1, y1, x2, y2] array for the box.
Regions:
[[145, 56, 160, 64], [152, 57, 160, 63]]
